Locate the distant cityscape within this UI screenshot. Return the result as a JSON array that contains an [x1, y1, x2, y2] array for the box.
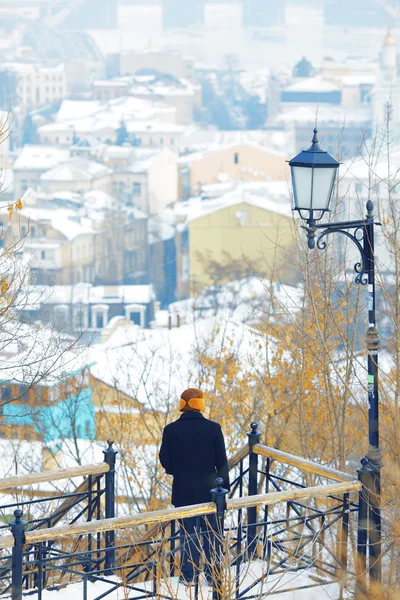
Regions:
[[0, 0, 397, 449]]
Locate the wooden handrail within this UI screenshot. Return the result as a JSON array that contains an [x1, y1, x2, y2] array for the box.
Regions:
[[25, 501, 216, 545], [228, 444, 248, 470], [253, 444, 354, 482], [227, 480, 361, 511], [0, 462, 110, 492], [0, 479, 361, 549]]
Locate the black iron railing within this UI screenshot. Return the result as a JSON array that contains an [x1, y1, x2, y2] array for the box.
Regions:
[[0, 424, 371, 600]]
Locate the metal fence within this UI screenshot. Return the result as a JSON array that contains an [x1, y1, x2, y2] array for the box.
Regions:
[[0, 424, 371, 600]]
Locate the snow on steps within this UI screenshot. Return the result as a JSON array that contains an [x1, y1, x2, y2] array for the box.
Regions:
[[10, 562, 351, 600]]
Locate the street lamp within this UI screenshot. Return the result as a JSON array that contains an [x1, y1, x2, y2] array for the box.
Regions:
[[289, 128, 340, 249], [289, 129, 382, 586]]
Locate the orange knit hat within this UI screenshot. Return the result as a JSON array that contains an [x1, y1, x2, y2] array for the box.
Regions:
[[179, 388, 205, 412]]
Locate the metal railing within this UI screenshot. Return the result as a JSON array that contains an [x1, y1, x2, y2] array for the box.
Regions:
[[0, 439, 118, 596], [0, 424, 370, 600]]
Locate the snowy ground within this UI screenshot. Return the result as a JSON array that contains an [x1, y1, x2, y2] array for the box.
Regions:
[[7, 563, 349, 600]]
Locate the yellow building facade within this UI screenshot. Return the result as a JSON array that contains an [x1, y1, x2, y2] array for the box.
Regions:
[[91, 376, 162, 446], [179, 143, 289, 198], [187, 199, 296, 292]]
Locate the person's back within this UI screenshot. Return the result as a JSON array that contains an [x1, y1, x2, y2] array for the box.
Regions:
[[159, 387, 230, 586], [160, 409, 229, 506]]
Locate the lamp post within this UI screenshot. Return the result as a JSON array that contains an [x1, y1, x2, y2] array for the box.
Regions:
[[289, 129, 382, 585]]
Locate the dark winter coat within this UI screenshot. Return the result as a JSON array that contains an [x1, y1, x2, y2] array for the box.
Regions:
[[159, 411, 230, 507]]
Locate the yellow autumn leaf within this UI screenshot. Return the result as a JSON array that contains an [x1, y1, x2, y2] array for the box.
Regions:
[[7, 205, 13, 219], [0, 280, 9, 295], [15, 199, 23, 210]]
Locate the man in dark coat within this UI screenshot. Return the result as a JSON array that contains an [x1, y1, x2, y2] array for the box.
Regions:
[[159, 387, 230, 585]]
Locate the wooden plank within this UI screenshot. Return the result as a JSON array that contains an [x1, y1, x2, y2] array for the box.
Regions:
[[0, 463, 109, 491], [0, 535, 13, 549], [228, 445, 248, 470], [227, 481, 361, 511], [0, 481, 361, 549], [25, 502, 217, 544], [253, 444, 354, 482]]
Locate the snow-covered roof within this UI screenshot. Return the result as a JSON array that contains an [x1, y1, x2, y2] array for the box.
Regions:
[[13, 146, 70, 171], [89, 314, 271, 409], [148, 210, 176, 243], [121, 152, 163, 174], [27, 284, 155, 306], [1, 62, 64, 74], [0, 347, 89, 387], [96, 145, 135, 160], [126, 120, 185, 134], [83, 190, 117, 211], [170, 277, 303, 326], [175, 181, 291, 225], [15, 206, 94, 241], [0, 321, 85, 387], [41, 158, 110, 182], [340, 74, 376, 86], [130, 82, 196, 97], [272, 106, 371, 127], [93, 79, 130, 88], [177, 141, 285, 165], [284, 77, 341, 94], [188, 195, 291, 222], [54, 96, 175, 128], [180, 129, 295, 155], [56, 100, 102, 123]]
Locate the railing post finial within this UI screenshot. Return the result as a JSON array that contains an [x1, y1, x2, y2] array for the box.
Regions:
[[247, 422, 261, 449]]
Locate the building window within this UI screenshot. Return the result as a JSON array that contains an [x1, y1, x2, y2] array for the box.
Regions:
[[181, 255, 189, 282], [125, 304, 145, 327], [234, 153, 239, 164], [160, 137, 164, 145], [41, 250, 46, 259], [91, 304, 108, 329], [1, 388, 11, 403], [170, 138, 175, 145], [19, 385, 29, 402], [133, 182, 141, 196], [31, 226, 36, 237], [355, 183, 362, 194], [54, 305, 69, 325], [21, 180, 28, 193], [235, 210, 248, 227], [21, 225, 26, 237]]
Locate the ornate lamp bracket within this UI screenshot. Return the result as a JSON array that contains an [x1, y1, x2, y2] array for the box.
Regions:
[[315, 224, 369, 285]]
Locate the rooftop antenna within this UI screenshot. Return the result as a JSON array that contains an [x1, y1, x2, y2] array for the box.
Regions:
[[314, 104, 319, 132]]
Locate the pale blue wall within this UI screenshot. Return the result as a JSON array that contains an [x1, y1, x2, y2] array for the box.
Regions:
[[4, 387, 95, 442]]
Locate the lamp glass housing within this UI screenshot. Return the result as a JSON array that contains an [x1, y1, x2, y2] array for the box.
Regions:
[[291, 165, 338, 217], [289, 129, 340, 222]]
